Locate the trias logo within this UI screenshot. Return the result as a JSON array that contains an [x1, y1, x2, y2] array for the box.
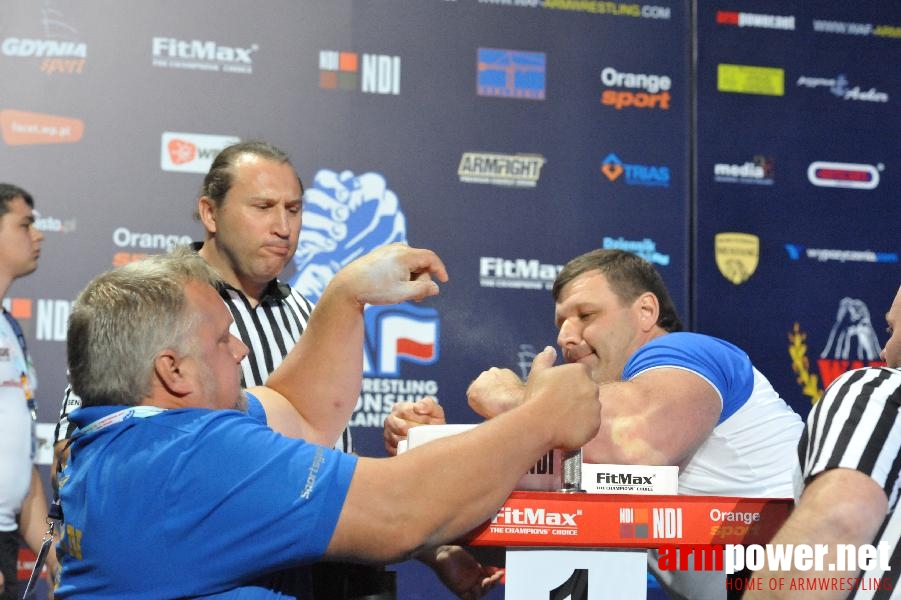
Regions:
[[152, 37, 258, 74], [600, 67, 671, 110], [161, 132, 241, 173], [363, 304, 439, 377], [492, 506, 582, 528], [807, 161, 881, 190], [319, 50, 401, 95], [601, 153, 670, 188], [620, 507, 683, 539]]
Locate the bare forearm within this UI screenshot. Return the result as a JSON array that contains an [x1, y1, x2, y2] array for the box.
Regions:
[[330, 402, 557, 562], [265, 279, 364, 443]]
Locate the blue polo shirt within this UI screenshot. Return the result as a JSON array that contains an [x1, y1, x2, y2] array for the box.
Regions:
[[55, 394, 357, 599]]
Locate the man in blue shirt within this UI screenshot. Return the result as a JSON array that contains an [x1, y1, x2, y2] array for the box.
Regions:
[[54, 246, 602, 599]]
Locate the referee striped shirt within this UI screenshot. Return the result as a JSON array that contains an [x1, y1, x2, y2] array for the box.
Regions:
[[799, 366, 901, 598], [56, 279, 353, 453]]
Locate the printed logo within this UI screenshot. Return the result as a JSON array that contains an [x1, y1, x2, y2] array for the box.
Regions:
[[540, 1, 671, 19], [32, 210, 76, 234], [0, 110, 83, 145], [491, 505, 583, 534], [318, 50, 401, 95], [363, 304, 439, 377], [600, 153, 670, 187], [797, 75, 888, 103], [2, 6, 88, 76], [458, 152, 545, 187], [2, 297, 73, 342], [807, 161, 881, 190], [716, 11, 795, 30], [620, 507, 683, 540], [479, 257, 562, 290], [111, 226, 192, 268], [602, 237, 670, 266], [477, 48, 546, 100], [152, 37, 257, 74], [290, 169, 439, 429], [784, 244, 898, 264], [715, 232, 759, 285], [714, 156, 774, 185], [160, 132, 241, 173], [813, 19, 901, 39], [717, 64, 785, 96], [600, 67, 671, 110], [789, 298, 885, 404], [516, 344, 538, 380]]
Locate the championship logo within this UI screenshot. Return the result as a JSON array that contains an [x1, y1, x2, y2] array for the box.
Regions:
[[291, 169, 440, 429], [789, 297, 884, 404], [714, 232, 759, 284]]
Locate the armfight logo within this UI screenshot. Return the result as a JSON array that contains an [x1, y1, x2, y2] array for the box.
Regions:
[[789, 297, 885, 404], [290, 169, 440, 428]]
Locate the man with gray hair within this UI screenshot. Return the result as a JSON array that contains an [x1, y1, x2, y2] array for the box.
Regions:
[[54, 246, 602, 599]]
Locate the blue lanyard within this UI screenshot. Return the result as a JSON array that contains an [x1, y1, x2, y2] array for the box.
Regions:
[[77, 406, 167, 435]]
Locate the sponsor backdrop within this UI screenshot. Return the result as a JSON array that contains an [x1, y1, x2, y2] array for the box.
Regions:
[[1, 0, 898, 598]]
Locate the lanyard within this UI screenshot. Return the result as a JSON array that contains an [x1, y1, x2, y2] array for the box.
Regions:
[[77, 405, 167, 435]]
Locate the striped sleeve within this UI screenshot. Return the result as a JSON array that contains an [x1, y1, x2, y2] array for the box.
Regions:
[[800, 367, 901, 510]]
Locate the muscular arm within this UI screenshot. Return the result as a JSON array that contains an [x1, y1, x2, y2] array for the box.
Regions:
[[326, 360, 601, 563], [469, 366, 719, 467], [253, 244, 447, 446], [581, 368, 720, 466], [747, 468, 887, 599]]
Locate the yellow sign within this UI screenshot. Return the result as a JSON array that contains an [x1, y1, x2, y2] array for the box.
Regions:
[[715, 232, 759, 284], [717, 64, 785, 96]]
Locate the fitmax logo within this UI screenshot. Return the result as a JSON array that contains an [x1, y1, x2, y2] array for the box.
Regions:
[[492, 506, 582, 527], [597, 472, 654, 485]]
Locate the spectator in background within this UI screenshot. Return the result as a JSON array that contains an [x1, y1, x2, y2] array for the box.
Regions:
[[0, 183, 56, 599]]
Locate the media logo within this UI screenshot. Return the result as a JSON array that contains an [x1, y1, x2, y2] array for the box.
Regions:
[[600, 153, 670, 187], [602, 237, 670, 266], [600, 67, 671, 110], [318, 50, 401, 95], [290, 168, 439, 429], [807, 161, 881, 190], [715, 232, 759, 285], [0, 110, 83, 146], [160, 132, 241, 173], [479, 257, 563, 290], [796, 74, 889, 104], [151, 37, 257, 74], [714, 156, 774, 185], [716, 11, 795, 30], [717, 64, 784, 96], [784, 244, 898, 264], [620, 507, 683, 540], [458, 152, 545, 187], [789, 298, 885, 404], [477, 48, 546, 100]]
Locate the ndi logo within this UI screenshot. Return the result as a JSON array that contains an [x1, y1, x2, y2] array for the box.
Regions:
[[319, 50, 401, 95]]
